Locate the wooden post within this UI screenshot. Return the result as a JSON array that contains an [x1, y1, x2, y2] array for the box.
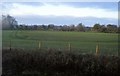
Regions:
[[68, 43, 71, 51], [96, 44, 99, 56], [10, 40, 11, 50], [38, 41, 42, 49]]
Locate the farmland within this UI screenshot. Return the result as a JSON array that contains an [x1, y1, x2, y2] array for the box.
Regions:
[[2, 30, 119, 75], [2, 30, 118, 55]]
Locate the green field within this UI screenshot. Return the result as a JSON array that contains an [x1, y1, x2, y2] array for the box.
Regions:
[[2, 30, 118, 55]]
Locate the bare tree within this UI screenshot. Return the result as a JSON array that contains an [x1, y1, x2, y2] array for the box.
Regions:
[[76, 23, 85, 32], [2, 15, 18, 30]]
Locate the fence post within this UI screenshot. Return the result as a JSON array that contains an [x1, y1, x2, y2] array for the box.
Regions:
[[38, 41, 42, 50], [10, 40, 11, 50], [68, 42, 71, 51], [96, 44, 99, 56]]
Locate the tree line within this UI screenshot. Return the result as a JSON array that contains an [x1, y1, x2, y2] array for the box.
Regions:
[[2, 15, 119, 33]]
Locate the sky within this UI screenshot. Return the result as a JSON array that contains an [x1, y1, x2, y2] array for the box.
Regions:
[[1, 2, 118, 26]]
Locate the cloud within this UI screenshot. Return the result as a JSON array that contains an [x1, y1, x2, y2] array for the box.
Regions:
[[15, 15, 117, 26], [1, 0, 119, 2], [2, 3, 118, 19]]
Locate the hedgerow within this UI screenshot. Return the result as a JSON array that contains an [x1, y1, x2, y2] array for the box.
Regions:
[[2, 48, 120, 76]]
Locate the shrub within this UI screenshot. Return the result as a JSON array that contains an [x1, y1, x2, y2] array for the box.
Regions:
[[2, 48, 120, 76]]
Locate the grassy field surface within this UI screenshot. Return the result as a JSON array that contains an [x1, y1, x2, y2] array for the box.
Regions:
[[2, 30, 118, 55]]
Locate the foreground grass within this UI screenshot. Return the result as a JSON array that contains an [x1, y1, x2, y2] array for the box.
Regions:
[[2, 48, 120, 76], [2, 30, 118, 55]]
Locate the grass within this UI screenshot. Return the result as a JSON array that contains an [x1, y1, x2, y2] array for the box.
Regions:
[[2, 30, 119, 76], [2, 30, 118, 55]]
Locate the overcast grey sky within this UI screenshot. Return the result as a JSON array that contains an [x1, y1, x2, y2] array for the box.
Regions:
[[1, 2, 118, 26]]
